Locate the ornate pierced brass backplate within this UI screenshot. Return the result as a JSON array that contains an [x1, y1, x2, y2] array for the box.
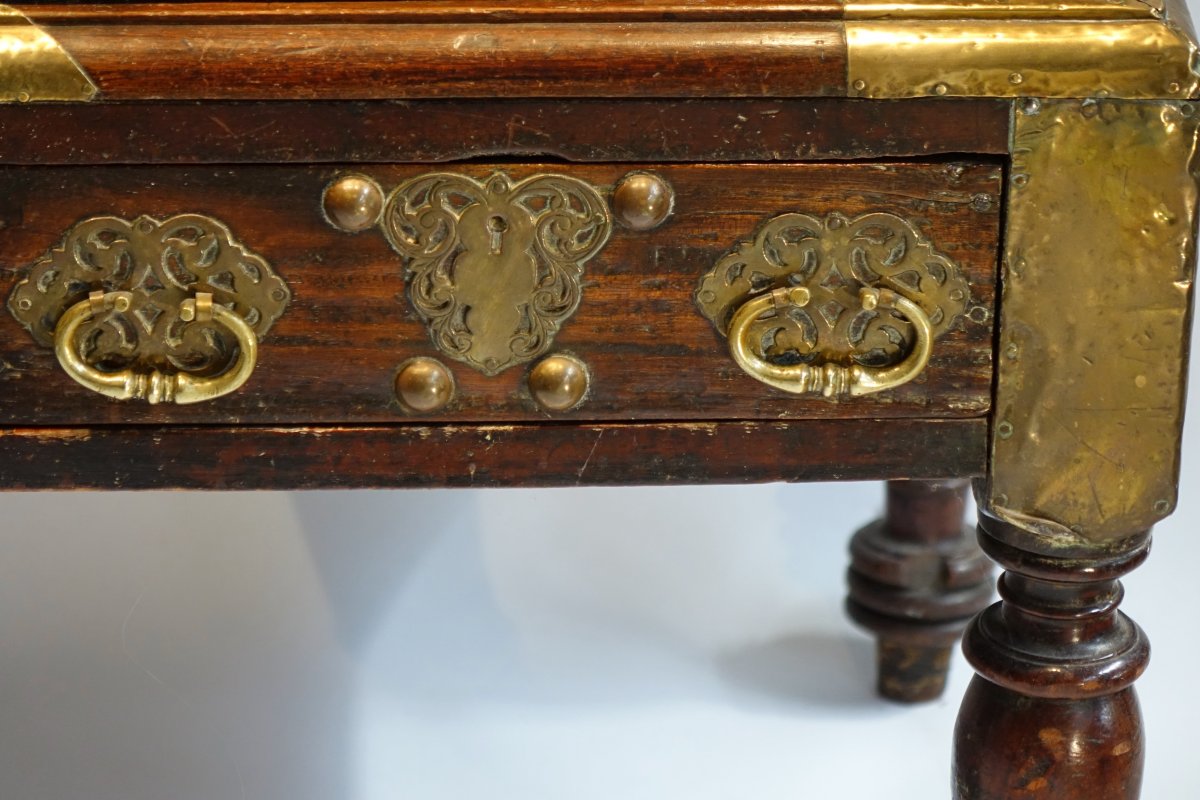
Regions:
[[696, 211, 969, 397], [8, 214, 290, 403], [379, 172, 612, 376]]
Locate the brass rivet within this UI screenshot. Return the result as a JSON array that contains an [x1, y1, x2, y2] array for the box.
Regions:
[[852, 79, 867, 92], [323, 174, 384, 233], [395, 357, 455, 413], [933, 83, 949, 96], [1153, 499, 1172, 515], [529, 354, 589, 412], [996, 421, 1014, 439], [1008, 72, 1024, 85], [612, 172, 675, 232]]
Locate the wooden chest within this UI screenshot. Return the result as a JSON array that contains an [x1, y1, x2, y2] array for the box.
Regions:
[[0, 2, 1196, 798]]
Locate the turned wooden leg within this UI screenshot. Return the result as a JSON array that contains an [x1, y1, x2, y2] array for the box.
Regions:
[[953, 512, 1151, 800], [846, 479, 993, 702]]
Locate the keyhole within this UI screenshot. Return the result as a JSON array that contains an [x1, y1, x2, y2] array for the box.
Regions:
[[487, 214, 509, 255]]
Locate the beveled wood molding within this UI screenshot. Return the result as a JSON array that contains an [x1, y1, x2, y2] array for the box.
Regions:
[[40, 21, 850, 100], [9, 0, 1199, 100], [18, 1, 846, 24]]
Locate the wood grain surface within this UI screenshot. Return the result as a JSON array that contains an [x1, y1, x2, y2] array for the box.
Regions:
[[20, 1, 845, 23], [0, 418, 987, 490], [47, 22, 846, 100], [0, 161, 1001, 426], [0, 99, 1012, 165]]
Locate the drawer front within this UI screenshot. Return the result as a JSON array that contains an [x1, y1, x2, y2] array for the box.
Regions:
[[0, 162, 1000, 425]]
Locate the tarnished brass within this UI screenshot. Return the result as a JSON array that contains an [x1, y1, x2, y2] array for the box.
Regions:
[[845, 0, 1200, 99], [727, 286, 934, 397], [0, 5, 96, 102], [696, 211, 969, 398], [55, 291, 258, 405], [985, 100, 1200, 542], [381, 172, 612, 376], [612, 172, 675, 232], [528, 354, 589, 412], [395, 356, 455, 413], [847, 20, 1199, 99], [9, 213, 290, 402], [323, 174, 385, 233]]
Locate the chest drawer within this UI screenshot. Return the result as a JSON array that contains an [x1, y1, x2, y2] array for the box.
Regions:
[[0, 161, 1000, 425]]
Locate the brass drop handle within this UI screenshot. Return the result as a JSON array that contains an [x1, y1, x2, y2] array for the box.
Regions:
[[54, 291, 259, 405], [727, 286, 933, 397]]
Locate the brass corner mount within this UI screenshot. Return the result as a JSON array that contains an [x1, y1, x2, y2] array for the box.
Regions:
[[845, 0, 1200, 99], [0, 5, 97, 103]]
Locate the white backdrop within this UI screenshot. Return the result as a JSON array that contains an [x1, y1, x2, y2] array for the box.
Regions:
[[3, 29, 1200, 800]]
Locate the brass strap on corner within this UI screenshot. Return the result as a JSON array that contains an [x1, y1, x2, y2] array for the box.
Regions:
[[54, 291, 259, 405], [727, 286, 934, 398], [0, 5, 96, 102], [844, 0, 1200, 99]]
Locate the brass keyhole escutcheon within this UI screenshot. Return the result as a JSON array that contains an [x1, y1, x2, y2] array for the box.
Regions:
[[379, 171, 613, 376]]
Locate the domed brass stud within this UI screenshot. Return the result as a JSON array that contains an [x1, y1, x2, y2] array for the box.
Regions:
[[612, 172, 674, 231], [322, 174, 384, 233], [528, 354, 589, 412], [395, 357, 455, 413]]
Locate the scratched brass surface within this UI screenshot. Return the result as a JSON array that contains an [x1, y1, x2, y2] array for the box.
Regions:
[[986, 99, 1200, 543], [847, 20, 1199, 99], [0, 4, 95, 102]]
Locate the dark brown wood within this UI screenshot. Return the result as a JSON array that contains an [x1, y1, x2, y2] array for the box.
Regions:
[[0, 417, 986, 490], [955, 679, 1144, 800], [0, 99, 1012, 166], [954, 512, 1151, 799], [0, 161, 1001, 426], [21, 1, 846, 24], [846, 479, 993, 702], [49, 22, 846, 100]]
